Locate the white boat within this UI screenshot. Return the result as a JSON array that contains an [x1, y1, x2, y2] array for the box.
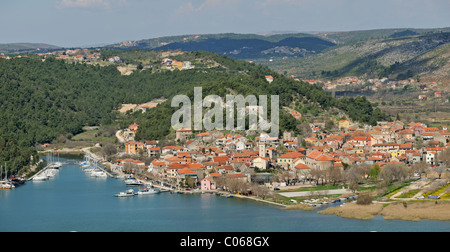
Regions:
[[0, 181, 14, 189], [124, 177, 143, 186], [136, 187, 160, 195], [49, 162, 62, 169], [33, 173, 49, 181], [90, 170, 107, 178], [83, 168, 96, 174], [114, 189, 135, 197], [45, 169, 59, 178]]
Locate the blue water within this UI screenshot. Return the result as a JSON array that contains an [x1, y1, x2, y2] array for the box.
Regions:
[[1, 156, 450, 232]]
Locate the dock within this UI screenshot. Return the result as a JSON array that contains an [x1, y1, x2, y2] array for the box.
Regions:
[[83, 150, 115, 178], [28, 164, 52, 181]]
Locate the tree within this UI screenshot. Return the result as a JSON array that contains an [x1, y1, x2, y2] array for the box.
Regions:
[[437, 148, 450, 167], [411, 161, 429, 178], [369, 164, 381, 180], [343, 165, 365, 186], [250, 184, 271, 200], [100, 143, 117, 160], [431, 165, 446, 179], [298, 122, 313, 138], [379, 163, 409, 183], [324, 119, 335, 131], [326, 166, 342, 186]]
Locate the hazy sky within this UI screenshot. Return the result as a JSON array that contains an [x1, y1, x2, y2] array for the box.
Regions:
[[1, 0, 450, 47]]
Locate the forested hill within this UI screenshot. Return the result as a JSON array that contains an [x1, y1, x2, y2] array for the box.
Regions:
[[106, 33, 336, 60], [0, 51, 388, 175]]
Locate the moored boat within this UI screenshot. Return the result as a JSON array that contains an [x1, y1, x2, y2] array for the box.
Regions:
[[0, 181, 14, 189], [124, 177, 143, 186], [136, 186, 160, 195], [114, 189, 135, 197], [89, 170, 107, 178], [33, 173, 49, 181], [8, 178, 26, 187]]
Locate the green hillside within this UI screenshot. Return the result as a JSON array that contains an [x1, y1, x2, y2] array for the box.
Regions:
[[0, 50, 388, 176]]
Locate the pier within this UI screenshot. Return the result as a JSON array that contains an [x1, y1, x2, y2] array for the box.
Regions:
[[28, 162, 52, 181], [83, 150, 115, 178]]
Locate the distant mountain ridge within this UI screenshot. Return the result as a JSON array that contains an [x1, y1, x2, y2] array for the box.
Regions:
[[264, 30, 450, 89], [105, 32, 336, 60], [153, 36, 335, 59], [3, 27, 450, 88], [0, 43, 61, 54]]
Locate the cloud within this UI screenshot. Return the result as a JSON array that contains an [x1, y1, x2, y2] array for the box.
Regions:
[[57, 0, 128, 9]]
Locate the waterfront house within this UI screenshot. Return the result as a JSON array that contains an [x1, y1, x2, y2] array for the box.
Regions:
[[201, 177, 216, 191], [176, 168, 198, 184]]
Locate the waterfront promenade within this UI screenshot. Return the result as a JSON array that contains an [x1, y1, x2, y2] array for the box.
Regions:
[[279, 189, 353, 198]]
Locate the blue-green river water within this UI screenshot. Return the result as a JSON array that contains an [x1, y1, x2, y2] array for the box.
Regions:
[[1, 156, 449, 232]]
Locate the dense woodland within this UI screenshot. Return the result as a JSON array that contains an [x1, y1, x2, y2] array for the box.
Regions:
[[0, 50, 389, 176]]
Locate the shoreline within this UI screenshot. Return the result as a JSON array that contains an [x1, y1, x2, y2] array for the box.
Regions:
[[37, 147, 450, 222]]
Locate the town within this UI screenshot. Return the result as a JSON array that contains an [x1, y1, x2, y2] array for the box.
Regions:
[[300, 76, 441, 95], [91, 112, 450, 205]]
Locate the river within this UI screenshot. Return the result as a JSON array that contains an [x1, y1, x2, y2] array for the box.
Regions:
[[1, 156, 450, 232]]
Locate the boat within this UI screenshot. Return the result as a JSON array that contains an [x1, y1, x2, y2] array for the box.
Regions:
[[89, 170, 107, 178], [80, 161, 91, 168], [1, 164, 15, 188], [33, 173, 49, 181], [136, 186, 160, 195], [8, 178, 26, 187], [0, 181, 14, 189], [114, 189, 135, 197], [124, 177, 143, 186], [83, 168, 96, 174], [49, 162, 62, 169], [94, 171, 108, 178], [45, 168, 59, 178], [47, 152, 62, 169]]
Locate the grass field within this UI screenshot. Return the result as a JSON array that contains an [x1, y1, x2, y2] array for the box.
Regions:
[[72, 129, 116, 143]]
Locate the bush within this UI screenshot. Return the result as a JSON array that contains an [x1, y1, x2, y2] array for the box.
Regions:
[[356, 193, 373, 205]]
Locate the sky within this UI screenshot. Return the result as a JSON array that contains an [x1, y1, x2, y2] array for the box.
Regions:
[[1, 0, 450, 47]]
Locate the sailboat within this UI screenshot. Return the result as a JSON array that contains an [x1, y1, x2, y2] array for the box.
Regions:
[[48, 152, 62, 169], [1, 164, 14, 189]]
